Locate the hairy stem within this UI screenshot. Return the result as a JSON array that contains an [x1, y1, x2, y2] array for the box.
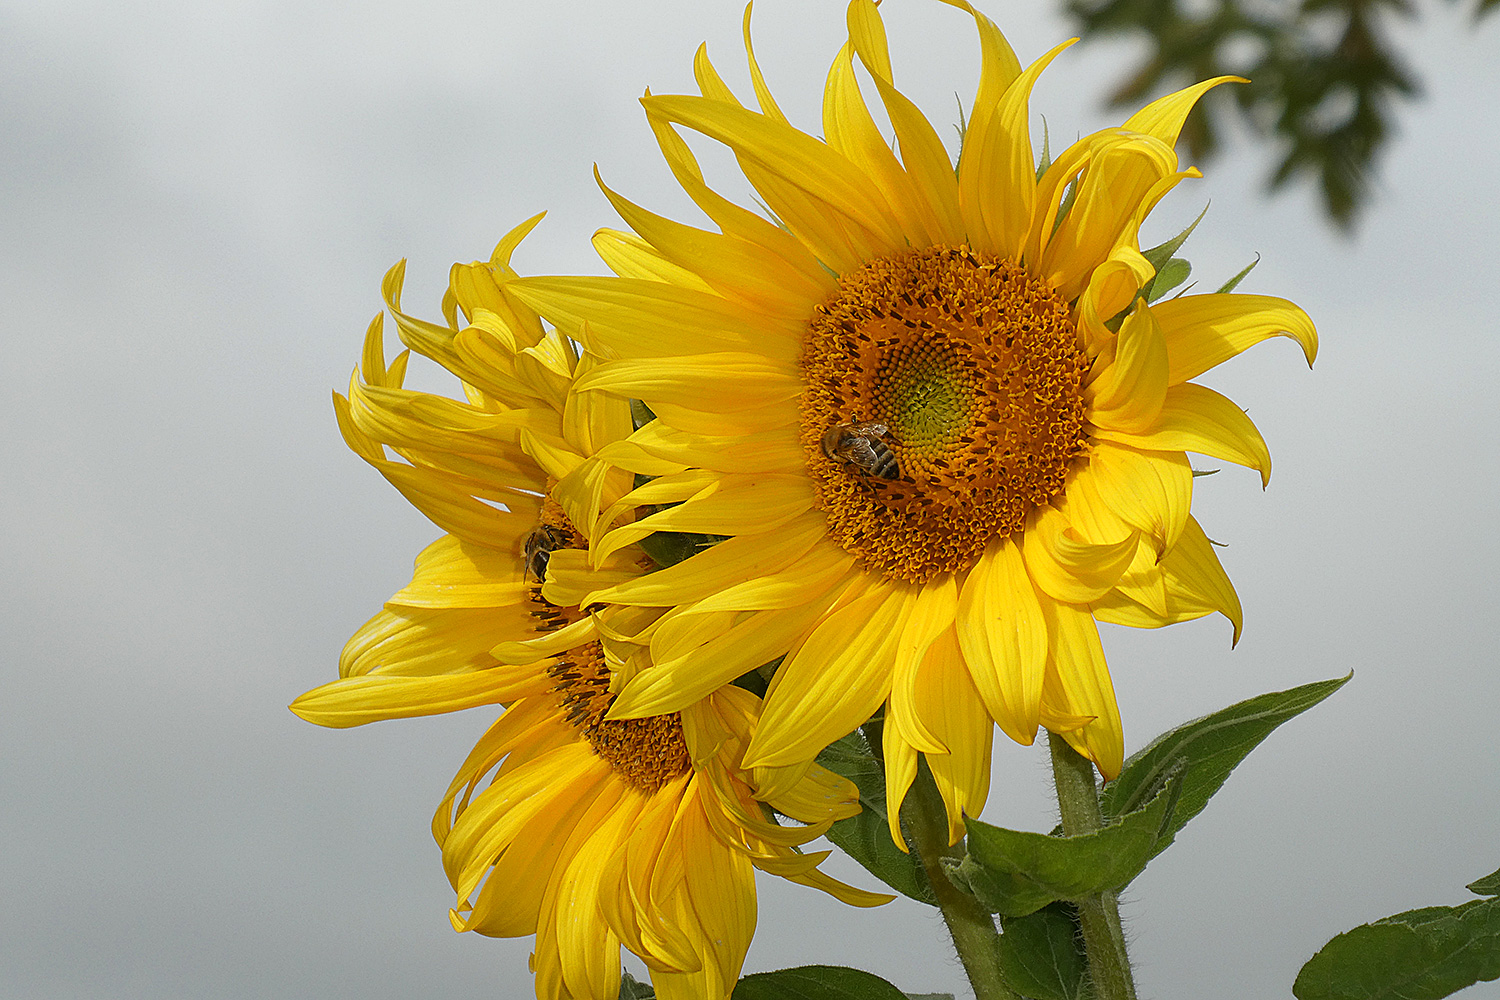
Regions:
[[905, 758, 1022, 1000], [1048, 732, 1137, 1000]]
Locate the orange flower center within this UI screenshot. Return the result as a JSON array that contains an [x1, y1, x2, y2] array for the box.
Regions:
[[547, 641, 690, 792], [800, 246, 1090, 583]]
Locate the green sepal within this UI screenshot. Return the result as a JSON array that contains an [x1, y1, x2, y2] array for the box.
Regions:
[[815, 732, 938, 906], [732, 966, 909, 1000], [1142, 204, 1208, 275], [1190, 467, 1219, 478], [952, 772, 1181, 917], [1144, 258, 1191, 303], [636, 529, 719, 569], [1293, 893, 1500, 1000], [618, 971, 656, 999], [1100, 673, 1351, 872], [1035, 116, 1053, 181], [629, 398, 656, 430], [1215, 256, 1260, 294], [995, 903, 1088, 1000], [1467, 867, 1500, 896]]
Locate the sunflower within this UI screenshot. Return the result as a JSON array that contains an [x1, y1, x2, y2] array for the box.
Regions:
[[443, 617, 890, 1000], [502, 0, 1317, 843], [290, 214, 639, 732], [292, 217, 887, 999]]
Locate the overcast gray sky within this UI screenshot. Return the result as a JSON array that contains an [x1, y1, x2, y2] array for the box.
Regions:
[[3, 1, 1498, 998]]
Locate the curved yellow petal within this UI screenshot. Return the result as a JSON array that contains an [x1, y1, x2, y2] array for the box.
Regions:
[[591, 227, 716, 291], [641, 99, 834, 294], [1123, 76, 1244, 150], [595, 171, 827, 318], [1153, 293, 1319, 385], [1020, 506, 1140, 605], [1087, 299, 1169, 433], [823, 41, 940, 245], [289, 667, 547, 728], [1093, 381, 1273, 487], [1083, 441, 1192, 556]]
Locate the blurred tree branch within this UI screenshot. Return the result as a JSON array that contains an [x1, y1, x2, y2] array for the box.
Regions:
[[1067, 0, 1496, 229]]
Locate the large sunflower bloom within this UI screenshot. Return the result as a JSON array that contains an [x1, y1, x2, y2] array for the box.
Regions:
[[504, 0, 1317, 841]]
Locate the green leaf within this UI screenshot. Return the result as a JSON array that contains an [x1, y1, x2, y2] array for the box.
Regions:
[[1100, 674, 1351, 870], [732, 966, 908, 1000], [1293, 897, 1500, 1000], [996, 903, 1088, 1000], [1468, 868, 1500, 897], [1144, 258, 1191, 303], [1142, 203, 1208, 275], [1215, 256, 1259, 294], [815, 733, 937, 906], [619, 971, 656, 999], [955, 772, 1181, 917]]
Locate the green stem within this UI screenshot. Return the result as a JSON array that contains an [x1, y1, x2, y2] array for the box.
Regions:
[[905, 757, 1022, 1000], [1048, 732, 1137, 1000]]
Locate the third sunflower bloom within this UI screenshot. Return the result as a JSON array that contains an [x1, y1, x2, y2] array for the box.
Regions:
[[509, 0, 1317, 844]]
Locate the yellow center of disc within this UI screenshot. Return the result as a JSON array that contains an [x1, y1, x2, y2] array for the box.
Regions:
[[547, 642, 691, 792], [800, 246, 1090, 583]]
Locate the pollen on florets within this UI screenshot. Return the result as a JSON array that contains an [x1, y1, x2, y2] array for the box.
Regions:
[[800, 246, 1091, 582], [547, 641, 691, 792]]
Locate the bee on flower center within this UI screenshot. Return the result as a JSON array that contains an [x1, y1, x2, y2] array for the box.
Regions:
[[523, 524, 571, 583], [821, 421, 901, 482]]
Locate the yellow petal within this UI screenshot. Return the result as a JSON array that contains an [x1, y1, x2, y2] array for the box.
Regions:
[[1153, 293, 1319, 385], [591, 227, 716, 291], [918, 630, 995, 844], [964, 39, 1075, 256], [1083, 441, 1192, 556], [640, 93, 906, 254], [888, 575, 960, 755], [1040, 602, 1123, 779], [595, 171, 827, 319], [745, 576, 906, 769], [641, 102, 834, 295], [1020, 506, 1140, 604], [956, 536, 1047, 745], [1087, 299, 1169, 433], [822, 42, 939, 246], [507, 275, 800, 363], [1093, 381, 1273, 487], [289, 667, 546, 728], [1040, 133, 1180, 301], [574, 353, 803, 413], [847, 0, 964, 244], [584, 511, 827, 608], [1123, 76, 1244, 149], [604, 420, 803, 476]]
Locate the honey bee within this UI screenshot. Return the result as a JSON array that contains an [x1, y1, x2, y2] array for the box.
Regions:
[[523, 524, 570, 582], [821, 421, 901, 481]]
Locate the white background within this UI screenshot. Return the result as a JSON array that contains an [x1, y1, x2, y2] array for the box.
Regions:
[[3, 1, 1498, 997]]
